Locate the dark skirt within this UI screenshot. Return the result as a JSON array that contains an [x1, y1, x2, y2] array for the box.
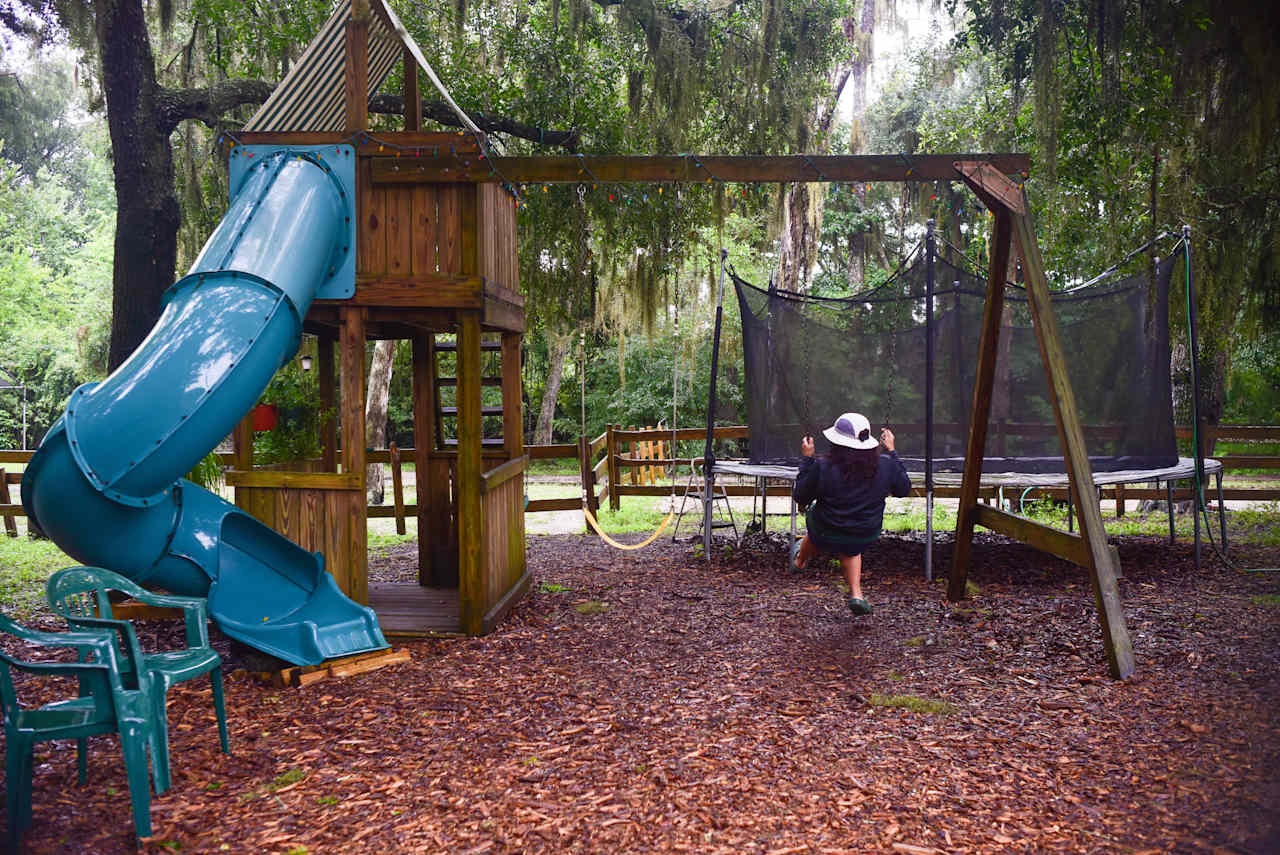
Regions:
[[805, 507, 879, 557]]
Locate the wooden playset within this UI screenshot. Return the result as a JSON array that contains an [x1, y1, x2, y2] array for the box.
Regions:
[[222, 0, 527, 638]]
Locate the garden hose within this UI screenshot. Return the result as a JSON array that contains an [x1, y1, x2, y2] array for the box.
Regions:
[[1181, 239, 1277, 573]]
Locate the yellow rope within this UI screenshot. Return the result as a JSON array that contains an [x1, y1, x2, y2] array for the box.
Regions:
[[582, 507, 675, 551]]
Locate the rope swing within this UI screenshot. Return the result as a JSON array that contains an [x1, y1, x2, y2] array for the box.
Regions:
[[579, 280, 680, 550]]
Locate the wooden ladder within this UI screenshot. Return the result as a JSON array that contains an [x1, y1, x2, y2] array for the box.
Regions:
[[431, 336, 508, 450]]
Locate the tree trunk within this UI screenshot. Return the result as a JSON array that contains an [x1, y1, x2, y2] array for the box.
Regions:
[[364, 340, 396, 504], [99, 0, 181, 372], [534, 330, 572, 445]]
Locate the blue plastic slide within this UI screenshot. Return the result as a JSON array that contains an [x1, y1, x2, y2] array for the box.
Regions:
[[21, 148, 387, 666]]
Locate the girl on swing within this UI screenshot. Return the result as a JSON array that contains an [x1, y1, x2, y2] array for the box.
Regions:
[[792, 412, 911, 616]]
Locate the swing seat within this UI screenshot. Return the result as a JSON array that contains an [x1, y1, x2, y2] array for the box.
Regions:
[[583, 507, 675, 551]]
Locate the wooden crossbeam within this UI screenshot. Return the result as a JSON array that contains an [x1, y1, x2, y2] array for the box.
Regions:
[[370, 153, 1032, 185]]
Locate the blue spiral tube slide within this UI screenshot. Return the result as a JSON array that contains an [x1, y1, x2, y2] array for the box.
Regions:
[[22, 148, 388, 666]]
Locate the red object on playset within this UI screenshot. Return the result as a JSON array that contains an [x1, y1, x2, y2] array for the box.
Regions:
[[250, 404, 277, 432]]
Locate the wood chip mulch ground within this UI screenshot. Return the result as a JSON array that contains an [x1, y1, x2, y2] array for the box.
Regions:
[[5, 531, 1279, 854]]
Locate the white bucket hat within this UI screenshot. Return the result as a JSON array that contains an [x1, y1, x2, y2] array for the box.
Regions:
[[822, 412, 879, 450]]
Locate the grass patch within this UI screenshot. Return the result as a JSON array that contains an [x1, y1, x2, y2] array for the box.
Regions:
[[867, 693, 956, 715], [573, 600, 609, 615], [528, 458, 581, 477], [538, 582, 570, 594], [585, 503, 673, 534], [883, 505, 957, 532], [1249, 594, 1280, 606], [317, 795, 339, 806], [0, 537, 76, 619], [241, 768, 307, 802], [1233, 503, 1280, 547], [904, 636, 926, 648], [368, 531, 415, 551]]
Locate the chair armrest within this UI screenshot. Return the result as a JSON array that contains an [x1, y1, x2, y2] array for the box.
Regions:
[[121, 591, 211, 648], [62, 615, 147, 676], [4, 656, 113, 679], [0, 630, 127, 691], [0, 620, 115, 650]]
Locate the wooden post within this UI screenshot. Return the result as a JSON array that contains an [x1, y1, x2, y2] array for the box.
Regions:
[[607, 424, 620, 511], [1011, 207, 1134, 680], [319, 333, 337, 472], [457, 313, 484, 635], [233, 412, 254, 471], [344, 11, 370, 134], [390, 443, 406, 535], [578, 435, 591, 530], [628, 426, 638, 486], [947, 208, 1012, 603], [501, 332, 523, 459], [413, 333, 436, 586], [341, 306, 368, 605], [402, 47, 421, 132], [0, 469, 16, 538]]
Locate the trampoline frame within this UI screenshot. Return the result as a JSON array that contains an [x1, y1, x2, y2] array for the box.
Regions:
[[711, 457, 1227, 573]]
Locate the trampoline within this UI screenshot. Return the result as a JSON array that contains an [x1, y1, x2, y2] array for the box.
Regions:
[[697, 227, 1223, 575]]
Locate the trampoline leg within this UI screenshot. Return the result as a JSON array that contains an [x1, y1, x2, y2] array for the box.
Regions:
[[751, 477, 759, 534], [1067, 499, 1073, 533], [789, 493, 797, 563], [925, 489, 934, 582], [1216, 469, 1228, 557], [1194, 474, 1202, 570], [759, 477, 767, 535], [1166, 480, 1175, 544]]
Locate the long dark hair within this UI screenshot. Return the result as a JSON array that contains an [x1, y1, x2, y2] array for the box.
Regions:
[[829, 443, 879, 485]]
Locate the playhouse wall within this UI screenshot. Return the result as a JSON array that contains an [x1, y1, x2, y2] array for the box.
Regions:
[[232, 478, 367, 605], [481, 468, 526, 618]]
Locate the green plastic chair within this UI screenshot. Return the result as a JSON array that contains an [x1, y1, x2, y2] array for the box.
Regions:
[[0, 613, 156, 849], [46, 567, 230, 794]]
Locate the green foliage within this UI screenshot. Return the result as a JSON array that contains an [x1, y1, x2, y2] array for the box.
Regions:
[[253, 362, 325, 465], [185, 450, 224, 490], [0, 49, 114, 451], [1224, 334, 1280, 424]]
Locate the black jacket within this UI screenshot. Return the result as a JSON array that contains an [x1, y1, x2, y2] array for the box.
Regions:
[[793, 451, 911, 541]]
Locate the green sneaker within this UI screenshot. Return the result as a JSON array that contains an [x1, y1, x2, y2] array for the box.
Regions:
[[847, 597, 872, 616]]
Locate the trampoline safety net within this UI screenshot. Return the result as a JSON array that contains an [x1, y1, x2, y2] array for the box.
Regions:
[[733, 243, 1181, 474]]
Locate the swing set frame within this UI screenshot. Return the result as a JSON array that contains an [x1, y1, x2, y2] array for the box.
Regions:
[[354, 150, 1136, 680]]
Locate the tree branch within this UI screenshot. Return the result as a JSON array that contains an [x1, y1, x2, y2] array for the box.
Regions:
[[367, 93, 580, 151], [153, 81, 580, 151], [155, 79, 276, 132]]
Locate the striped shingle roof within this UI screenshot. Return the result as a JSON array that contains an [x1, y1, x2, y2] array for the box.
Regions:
[[246, 0, 481, 138]]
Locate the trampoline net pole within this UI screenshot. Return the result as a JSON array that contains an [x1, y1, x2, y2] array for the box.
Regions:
[[704, 249, 728, 556], [925, 219, 936, 581]]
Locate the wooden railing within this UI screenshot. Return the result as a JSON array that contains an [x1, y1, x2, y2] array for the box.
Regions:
[[4, 423, 1277, 536]]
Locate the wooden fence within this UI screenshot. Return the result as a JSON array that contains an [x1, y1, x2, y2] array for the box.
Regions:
[[3, 424, 1278, 536]]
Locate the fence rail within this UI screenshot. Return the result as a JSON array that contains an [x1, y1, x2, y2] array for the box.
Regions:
[[4, 424, 1278, 537]]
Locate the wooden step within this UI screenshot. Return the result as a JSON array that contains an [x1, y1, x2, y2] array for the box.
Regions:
[[436, 377, 502, 387], [439, 406, 504, 416], [250, 648, 413, 688], [433, 340, 503, 352]]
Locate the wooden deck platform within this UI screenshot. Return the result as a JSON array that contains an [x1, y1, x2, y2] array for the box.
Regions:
[[369, 582, 463, 635]]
